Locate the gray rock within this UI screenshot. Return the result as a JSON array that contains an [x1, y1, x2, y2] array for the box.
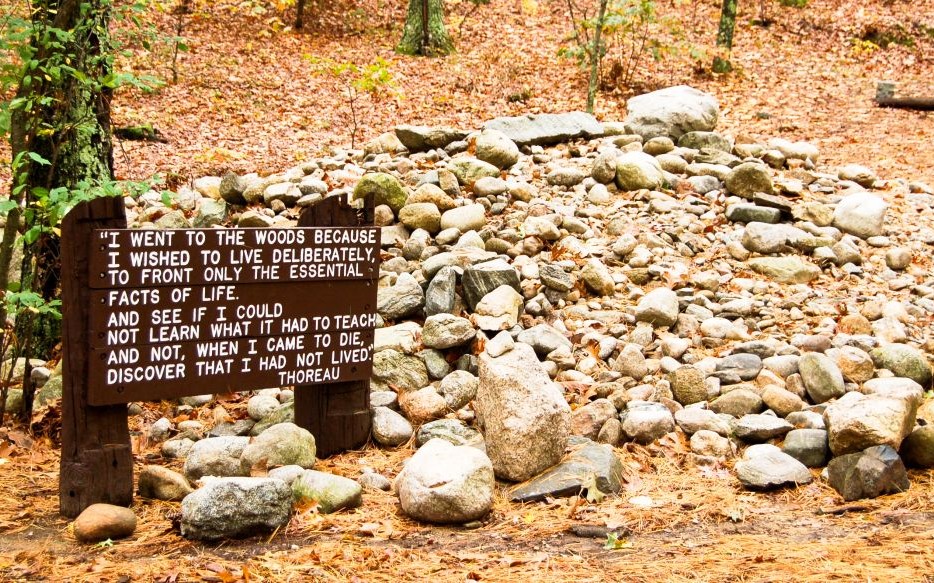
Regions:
[[249, 401, 294, 435], [509, 442, 623, 502], [675, 407, 732, 436], [732, 414, 794, 442], [761, 385, 806, 417], [870, 344, 932, 389], [781, 429, 829, 467], [539, 263, 574, 292], [240, 423, 316, 474], [399, 203, 441, 233], [372, 349, 429, 392], [690, 430, 733, 457], [138, 465, 193, 501], [372, 406, 413, 446], [416, 418, 485, 449], [613, 343, 648, 381], [483, 111, 604, 146], [862, 377, 924, 408], [615, 151, 664, 191], [715, 353, 763, 382], [634, 287, 680, 327], [475, 343, 571, 481], [378, 273, 425, 320], [396, 438, 495, 523], [798, 353, 845, 404], [448, 159, 501, 187], [678, 131, 731, 152], [580, 258, 615, 296], [472, 285, 523, 331], [181, 477, 291, 540], [832, 192, 887, 239], [395, 125, 468, 151], [547, 166, 587, 187], [735, 444, 813, 490], [710, 389, 764, 417], [746, 257, 821, 284], [741, 222, 815, 254], [570, 399, 618, 440], [516, 324, 573, 357], [183, 436, 250, 481], [475, 129, 520, 169], [422, 314, 476, 349], [292, 470, 363, 513], [193, 199, 227, 228], [398, 386, 448, 424], [462, 259, 521, 311], [726, 204, 781, 224], [625, 85, 719, 140], [838, 164, 877, 188], [425, 266, 457, 316], [267, 465, 305, 485], [827, 445, 909, 501], [725, 162, 773, 198], [438, 370, 479, 411], [622, 402, 675, 444]]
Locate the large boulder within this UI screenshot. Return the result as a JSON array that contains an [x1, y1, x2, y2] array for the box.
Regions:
[[870, 345, 932, 389], [183, 436, 250, 481], [735, 444, 813, 490], [624, 85, 719, 140], [509, 441, 623, 502], [395, 438, 495, 524], [475, 342, 571, 481], [180, 477, 291, 540], [824, 394, 918, 455], [832, 192, 887, 239]]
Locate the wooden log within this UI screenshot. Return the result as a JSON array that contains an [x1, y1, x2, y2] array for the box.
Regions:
[[876, 97, 934, 111], [60, 197, 133, 518], [294, 193, 376, 457]]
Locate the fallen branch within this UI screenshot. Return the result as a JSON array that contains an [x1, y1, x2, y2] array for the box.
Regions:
[[875, 97, 934, 111]]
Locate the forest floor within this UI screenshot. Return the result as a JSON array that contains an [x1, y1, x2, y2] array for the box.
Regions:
[[1, 0, 934, 580]]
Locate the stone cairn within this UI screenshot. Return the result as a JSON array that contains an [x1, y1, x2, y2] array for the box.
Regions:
[[22, 85, 934, 541]]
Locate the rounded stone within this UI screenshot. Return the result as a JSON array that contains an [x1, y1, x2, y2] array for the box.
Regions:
[[73, 504, 137, 543]]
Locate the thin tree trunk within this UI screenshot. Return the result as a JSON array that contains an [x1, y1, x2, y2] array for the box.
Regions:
[[586, 0, 609, 113], [397, 0, 454, 56], [295, 0, 306, 29], [714, 0, 738, 73]]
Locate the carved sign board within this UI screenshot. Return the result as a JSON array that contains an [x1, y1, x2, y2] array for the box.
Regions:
[[86, 226, 380, 406]]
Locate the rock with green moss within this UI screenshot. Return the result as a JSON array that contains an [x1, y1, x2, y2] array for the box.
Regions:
[[240, 422, 316, 473], [249, 401, 294, 435], [871, 345, 932, 389], [353, 172, 408, 213], [292, 470, 363, 513], [447, 158, 501, 187]]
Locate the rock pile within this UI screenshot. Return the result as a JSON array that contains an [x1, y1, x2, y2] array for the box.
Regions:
[[28, 84, 934, 539]]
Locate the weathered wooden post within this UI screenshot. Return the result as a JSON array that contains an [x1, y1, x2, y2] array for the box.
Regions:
[[295, 193, 376, 456], [60, 197, 133, 518]]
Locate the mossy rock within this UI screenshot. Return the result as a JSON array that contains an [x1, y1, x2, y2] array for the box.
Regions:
[[353, 172, 408, 213]]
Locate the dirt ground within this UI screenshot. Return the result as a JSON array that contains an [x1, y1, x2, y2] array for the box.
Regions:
[[1, 416, 933, 582]]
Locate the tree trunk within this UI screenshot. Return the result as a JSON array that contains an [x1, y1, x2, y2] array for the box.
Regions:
[[713, 0, 738, 73], [586, 0, 609, 114], [397, 0, 454, 56], [4, 0, 115, 420]]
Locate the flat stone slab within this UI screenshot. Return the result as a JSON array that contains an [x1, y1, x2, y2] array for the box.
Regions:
[[509, 441, 622, 502], [483, 112, 604, 146]]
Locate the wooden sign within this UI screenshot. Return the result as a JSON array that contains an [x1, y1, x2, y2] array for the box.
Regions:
[[84, 226, 379, 405], [59, 194, 379, 517]]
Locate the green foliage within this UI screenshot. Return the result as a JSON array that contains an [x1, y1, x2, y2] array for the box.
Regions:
[[0, 0, 163, 420], [778, 0, 807, 7], [560, 0, 700, 97], [604, 532, 632, 550], [305, 56, 399, 148]]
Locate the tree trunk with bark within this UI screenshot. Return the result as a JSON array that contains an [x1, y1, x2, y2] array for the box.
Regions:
[[714, 0, 738, 73], [397, 0, 454, 56], [3, 0, 114, 421]]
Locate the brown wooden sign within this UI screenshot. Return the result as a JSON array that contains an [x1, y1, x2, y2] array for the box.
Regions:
[[84, 225, 379, 406], [60, 194, 379, 517]]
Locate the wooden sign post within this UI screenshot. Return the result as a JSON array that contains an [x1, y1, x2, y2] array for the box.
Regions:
[[60, 194, 379, 517]]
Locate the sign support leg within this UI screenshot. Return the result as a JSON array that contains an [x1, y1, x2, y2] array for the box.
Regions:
[[60, 197, 132, 518], [295, 193, 375, 456]]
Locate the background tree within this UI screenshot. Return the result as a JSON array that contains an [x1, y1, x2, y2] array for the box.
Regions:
[[397, 0, 454, 56], [1, 0, 125, 420], [713, 0, 738, 72]]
